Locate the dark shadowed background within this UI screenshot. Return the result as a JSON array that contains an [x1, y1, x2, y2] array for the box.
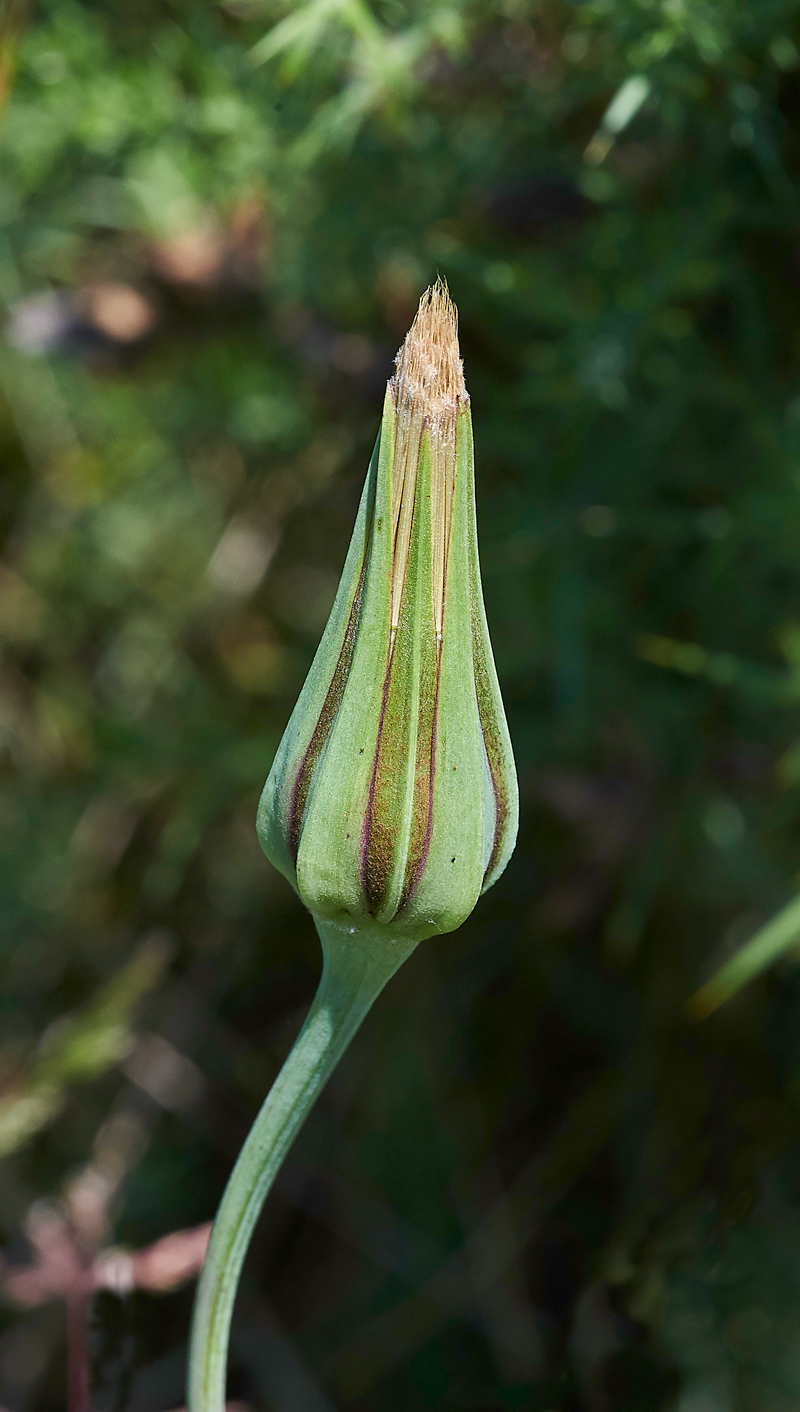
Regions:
[[3, 1, 800, 1408]]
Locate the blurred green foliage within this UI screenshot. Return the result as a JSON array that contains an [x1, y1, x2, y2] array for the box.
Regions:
[[4, 0, 800, 1407]]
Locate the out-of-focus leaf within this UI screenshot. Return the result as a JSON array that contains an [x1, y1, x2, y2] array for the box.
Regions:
[[689, 893, 800, 1018], [0, 934, 171, 1157]]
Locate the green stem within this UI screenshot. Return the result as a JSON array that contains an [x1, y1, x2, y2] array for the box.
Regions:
[[187, 919, 418, 1412]]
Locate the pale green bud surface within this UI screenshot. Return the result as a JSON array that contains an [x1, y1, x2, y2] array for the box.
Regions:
[[257, 282, 517, 943]]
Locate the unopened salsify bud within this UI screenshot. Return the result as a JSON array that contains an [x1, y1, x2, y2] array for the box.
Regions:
[[257, 281, 518, 942], [190, 283, 519, 1412]]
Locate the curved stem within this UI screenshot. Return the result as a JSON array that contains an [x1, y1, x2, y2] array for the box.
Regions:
[[187, 919, 418, 1412]]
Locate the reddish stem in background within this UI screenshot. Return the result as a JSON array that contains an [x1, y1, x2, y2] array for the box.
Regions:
[[3, 1216, 211, 1409], [66, 1293, 91, 1412]]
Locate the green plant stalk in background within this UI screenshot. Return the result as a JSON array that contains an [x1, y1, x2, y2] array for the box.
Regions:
[[187, 284, 517, 1409], [689, 891, 800, 1018]]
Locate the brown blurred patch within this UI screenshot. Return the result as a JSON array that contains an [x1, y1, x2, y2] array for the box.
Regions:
[[533, 764, 654, 933], [0, 564, 46, 641], [78, 283, 156, 343], [375, 254, 426, 331], [150, 197, 267, 297], [214, 613, 287, 695]]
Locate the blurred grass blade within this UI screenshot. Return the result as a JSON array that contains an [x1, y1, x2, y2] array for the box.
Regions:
[[602, 75, 651, 136], [585, 74, 651, 165], [0, 934, 172, 1156], [688, 893, 800, 1019], [250, 0, 378, 69], [636, 632, 796, 705]]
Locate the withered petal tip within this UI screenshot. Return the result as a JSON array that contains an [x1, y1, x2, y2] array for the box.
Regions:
[[390, 279, 466, 421]]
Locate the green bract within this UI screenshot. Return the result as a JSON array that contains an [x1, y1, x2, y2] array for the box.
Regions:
[[257, 284, 517, 942]]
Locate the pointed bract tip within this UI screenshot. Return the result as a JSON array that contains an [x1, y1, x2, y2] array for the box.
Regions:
[[391, 279, 467, 425]]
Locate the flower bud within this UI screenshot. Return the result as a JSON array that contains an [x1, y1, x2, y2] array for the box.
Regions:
[[257, 282, 517, 942]]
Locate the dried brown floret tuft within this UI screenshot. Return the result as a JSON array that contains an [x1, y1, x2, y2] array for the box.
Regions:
[[389, 279, 468, 640], [391, 278, 466, 425]]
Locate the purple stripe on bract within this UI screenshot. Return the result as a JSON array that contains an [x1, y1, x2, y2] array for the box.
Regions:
[[360, 639, 394, 916], [287, 543, 370, 864], [397, 644, 442, 915], [471, 609, 509, 884]]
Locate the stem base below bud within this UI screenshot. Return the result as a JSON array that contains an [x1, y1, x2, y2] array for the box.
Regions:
[[187, 919, 419, 1411]]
